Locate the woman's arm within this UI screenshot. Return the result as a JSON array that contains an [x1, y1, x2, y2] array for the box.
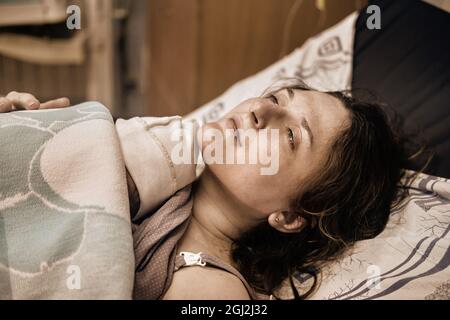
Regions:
[[0, 91, 70, 112]]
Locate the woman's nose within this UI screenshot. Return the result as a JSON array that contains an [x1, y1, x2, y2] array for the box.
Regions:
[[248, 98, 276, 129]]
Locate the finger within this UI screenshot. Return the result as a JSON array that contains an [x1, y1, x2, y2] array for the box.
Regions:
[[5, 91, 40, 110], [40, 97, 71, 109], [0, 97, 13, 113]]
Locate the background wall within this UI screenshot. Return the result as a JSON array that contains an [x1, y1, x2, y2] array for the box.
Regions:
[[0, 0, 366, 118], [146, 0, 366, 117]]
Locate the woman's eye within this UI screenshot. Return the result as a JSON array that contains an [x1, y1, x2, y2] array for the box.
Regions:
[[268, 94, 279, 105], [287, 128, 295, 149]]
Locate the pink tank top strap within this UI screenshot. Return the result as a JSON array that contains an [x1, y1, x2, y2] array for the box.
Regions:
[[174, 251, 258, 300]]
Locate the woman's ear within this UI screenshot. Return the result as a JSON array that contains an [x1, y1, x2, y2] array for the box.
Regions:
[[268, 211, 305, 233]]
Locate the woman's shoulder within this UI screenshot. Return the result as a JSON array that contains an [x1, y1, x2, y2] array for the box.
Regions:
[[116, 115, 203, 220], [162, 265, 251, 300]]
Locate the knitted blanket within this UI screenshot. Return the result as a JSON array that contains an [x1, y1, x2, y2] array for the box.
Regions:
[[0, 102, 134, 299]]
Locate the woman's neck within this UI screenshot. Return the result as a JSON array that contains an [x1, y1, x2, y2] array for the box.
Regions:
[[178, 168, 262, 266]]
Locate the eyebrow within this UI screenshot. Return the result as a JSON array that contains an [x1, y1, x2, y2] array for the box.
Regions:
[[287, 88, 295, 100], [285, 88, 314, 146], [301, 118, 314, 145]]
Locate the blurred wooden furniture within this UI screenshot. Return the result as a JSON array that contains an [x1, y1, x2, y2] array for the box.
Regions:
[[0, 0, 118, 114], [0, 0, 67, 26], [85, 0, 115, 113], [0, 32, 85, 65]]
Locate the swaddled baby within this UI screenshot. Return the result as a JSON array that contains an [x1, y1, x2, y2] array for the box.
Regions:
[[116, 116, 205, 220], [0, 91, 205, 220]]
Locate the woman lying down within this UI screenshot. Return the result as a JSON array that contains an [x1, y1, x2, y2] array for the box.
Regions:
[[0, 79, 418, 300]]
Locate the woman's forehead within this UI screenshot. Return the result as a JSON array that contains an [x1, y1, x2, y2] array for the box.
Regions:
[[290, 89, 350, 143]]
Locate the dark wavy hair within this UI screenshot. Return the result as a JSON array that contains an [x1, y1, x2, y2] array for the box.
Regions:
[[231, 79, 428, 299]]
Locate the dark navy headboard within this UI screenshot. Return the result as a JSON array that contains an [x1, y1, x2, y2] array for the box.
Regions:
[[352, 0, 450, 178]]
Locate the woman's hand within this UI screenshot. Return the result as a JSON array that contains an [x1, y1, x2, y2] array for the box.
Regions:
[[0, 91, 70, 113]]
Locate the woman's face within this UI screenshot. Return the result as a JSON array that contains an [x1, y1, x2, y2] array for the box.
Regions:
[[200, 89, 350, 218]]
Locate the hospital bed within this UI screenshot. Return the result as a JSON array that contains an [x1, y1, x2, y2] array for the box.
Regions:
[[0, 0, 449, 299]]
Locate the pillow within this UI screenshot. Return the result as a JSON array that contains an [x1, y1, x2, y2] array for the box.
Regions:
[[276, 172, 450, 300]]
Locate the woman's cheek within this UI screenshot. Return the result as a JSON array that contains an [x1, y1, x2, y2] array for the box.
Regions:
[[199, 122, 220, 152], [206, 161, 290, 213]]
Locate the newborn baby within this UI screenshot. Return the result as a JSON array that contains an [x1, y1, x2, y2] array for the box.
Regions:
[[0, 91, 205, 219]]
